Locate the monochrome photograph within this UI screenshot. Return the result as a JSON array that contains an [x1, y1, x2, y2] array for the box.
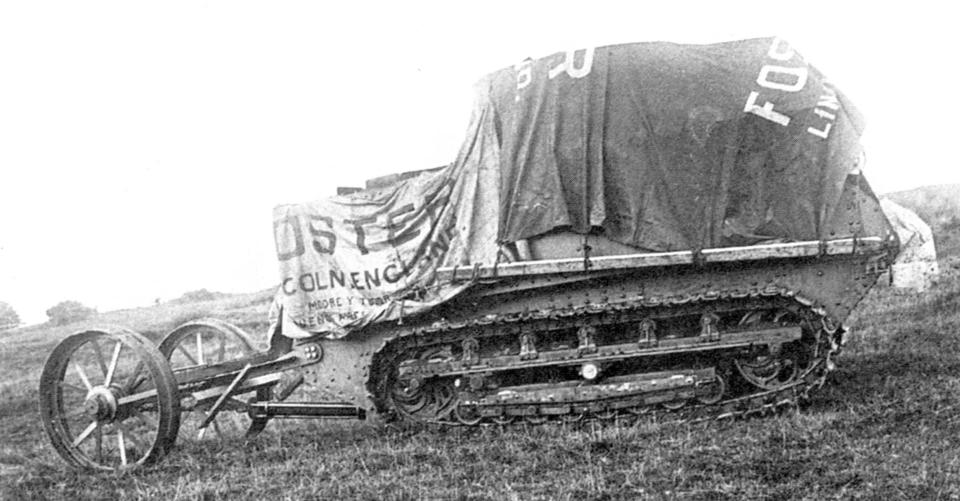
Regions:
[[1, 2, 957, 499]]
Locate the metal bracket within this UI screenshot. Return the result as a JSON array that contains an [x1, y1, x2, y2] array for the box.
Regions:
[[581, 235, 592, 271], [638, 318, 657, 347], [198, 363, 252, 431], [462, 337, 479, 365], [273, 373, 305, 402], [519, 333, 538, 360], [699, 312, 720, 342], [470, 262, 483, 281], [297, 342, 323, 363], [577, 326, 597, 354], [692, 248, 705, 267]]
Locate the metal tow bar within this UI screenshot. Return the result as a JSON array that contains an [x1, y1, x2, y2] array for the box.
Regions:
[[247, 402, 366, 420]]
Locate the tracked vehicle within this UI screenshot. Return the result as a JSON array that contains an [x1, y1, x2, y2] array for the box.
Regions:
[[39, 37, 897, 470]]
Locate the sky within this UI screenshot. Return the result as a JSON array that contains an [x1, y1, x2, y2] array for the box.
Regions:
[[1, 1, 957, 325]]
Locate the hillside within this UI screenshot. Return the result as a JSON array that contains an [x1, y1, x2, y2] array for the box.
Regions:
[[884, 184, 960, 258], [3, 264, 960, 498]]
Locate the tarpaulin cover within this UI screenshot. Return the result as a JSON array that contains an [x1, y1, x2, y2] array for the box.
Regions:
[[271, 96, 502, 337], [487, 36, 864, 249], [272, 37, 866, 336]]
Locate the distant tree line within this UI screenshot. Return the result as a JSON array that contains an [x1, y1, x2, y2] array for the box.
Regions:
[[0, 302, 19, 330], [46, 300, 97, 326], [2, 290, 230, 331], [174, 288, 224, 304]]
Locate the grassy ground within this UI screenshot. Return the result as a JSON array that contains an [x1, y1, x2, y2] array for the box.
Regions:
[[2, 264, 960, 500]]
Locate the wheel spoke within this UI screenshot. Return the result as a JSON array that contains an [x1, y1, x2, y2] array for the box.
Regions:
[[104, 341, 122, 387], [118, 430, 128, 466], [196, 332, 205, 365], [59, 381, 87, 394], [95, 425, 103, 463], [217, 336, 226, 362], [74, 363, 93, 392], [176, 344, 198, 365], [125, 363, 147, 393], [115, 421, 148, 453], [72, 421, 99, 447], [64, 407, 88, 420], [90, 340, 110, 378]]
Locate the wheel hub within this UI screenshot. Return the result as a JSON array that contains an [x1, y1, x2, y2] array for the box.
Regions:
[[84, 386, 120, 421]]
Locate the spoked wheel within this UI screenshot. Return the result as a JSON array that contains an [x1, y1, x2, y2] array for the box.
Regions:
[[39, 328, 180, 471], [158, 319, 269, 444]]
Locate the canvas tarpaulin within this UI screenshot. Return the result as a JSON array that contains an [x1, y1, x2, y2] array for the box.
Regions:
[[485, 36, 865, 250], [880, 199, 939, 291], [273, 37, 866, 336], [271, 97, 501, 337]]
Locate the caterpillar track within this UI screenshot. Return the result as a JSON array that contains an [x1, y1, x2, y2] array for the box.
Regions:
[[367, 288, 841, 427]]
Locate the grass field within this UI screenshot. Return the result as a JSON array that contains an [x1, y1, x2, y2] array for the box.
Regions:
[[2, 263, 960, 500]]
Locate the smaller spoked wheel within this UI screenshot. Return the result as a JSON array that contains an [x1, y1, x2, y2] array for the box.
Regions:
[[158, 319, 269, 445], [39, 328, 180, 471]]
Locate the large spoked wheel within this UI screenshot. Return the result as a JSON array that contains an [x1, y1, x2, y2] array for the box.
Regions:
[[39, 328, 180, 471], [158, 319, 269, 444]]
